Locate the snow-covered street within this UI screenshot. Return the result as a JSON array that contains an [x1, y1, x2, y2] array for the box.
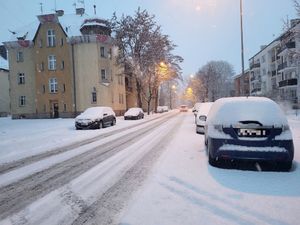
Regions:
[[0, 111, 300, 225]]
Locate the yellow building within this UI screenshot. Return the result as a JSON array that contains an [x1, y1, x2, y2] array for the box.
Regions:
[[3, 9, 126, 119]]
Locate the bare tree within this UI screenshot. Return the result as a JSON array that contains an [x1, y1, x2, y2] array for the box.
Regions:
[[111, 8, 183, 113], [195, 60, 234, 102]]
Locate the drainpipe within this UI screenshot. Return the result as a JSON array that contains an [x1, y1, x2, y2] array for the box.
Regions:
[[71, 43, 77, 116]]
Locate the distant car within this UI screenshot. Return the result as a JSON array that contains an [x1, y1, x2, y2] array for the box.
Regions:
[[179, 105, 188, 112], [124, 107, 144, 120], [205, 97, 294, 171], [195, 102, 213, 134], [192, 102, 202, 116], [75, 107, 116, 130], [157, 106, 169, 113]]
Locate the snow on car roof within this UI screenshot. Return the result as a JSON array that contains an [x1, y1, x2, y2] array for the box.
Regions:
[[206, 97, 288, 126], [196, 102, 213, 116]]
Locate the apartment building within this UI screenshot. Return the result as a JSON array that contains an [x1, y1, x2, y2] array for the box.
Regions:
[[0, 53, 10, 116], [249, 19, 300, 105], [3, 8, 126, 119]]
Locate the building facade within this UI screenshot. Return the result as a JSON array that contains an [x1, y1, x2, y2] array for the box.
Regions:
[[0, 54, 10, 116], [3, 9, 126, 119], [234, 69, 250, 97], [248, 19, 300, 106]]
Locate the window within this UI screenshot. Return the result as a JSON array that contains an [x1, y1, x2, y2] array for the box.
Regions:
[[48, 55, 56, 70], [42, 85, 45, 93], [49, 78, 58, 93], [63, 84, 66, 92], [61, 60, 64, 70], [47, 29, 56, 47], [18, 73, 25, 84], [19, 96, 26, 106], [60, 38, 64, 46], [92, 91, 97, 103], [17, 51, 24, 62], [101, 69, 106, 80], [119, 93, 124, 104], [64, 104, 67, 112], [108, 48, 112, 59], [100, 46, 105, 57]]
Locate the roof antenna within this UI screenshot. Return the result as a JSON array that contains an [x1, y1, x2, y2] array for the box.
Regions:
[[40, 2, 43, 14], [93, 4, 97, 15]]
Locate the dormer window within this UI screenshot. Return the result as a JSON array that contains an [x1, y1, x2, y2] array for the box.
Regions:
[[47, 29, 56, 47]]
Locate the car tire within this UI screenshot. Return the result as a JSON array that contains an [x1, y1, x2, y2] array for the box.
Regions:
[[111, 118, 116, 126], [278, 161, 292, 172]]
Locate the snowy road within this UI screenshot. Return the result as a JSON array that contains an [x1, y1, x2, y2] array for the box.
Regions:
[[0, 112, 300, 225]]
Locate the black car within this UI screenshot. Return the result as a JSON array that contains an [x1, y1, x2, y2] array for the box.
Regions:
[[205, 97, 294, 171], [75, 107, 116, 129], [124, 107, 144, 120]]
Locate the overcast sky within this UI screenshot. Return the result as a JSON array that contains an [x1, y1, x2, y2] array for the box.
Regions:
[[0, 0, 297, 78]]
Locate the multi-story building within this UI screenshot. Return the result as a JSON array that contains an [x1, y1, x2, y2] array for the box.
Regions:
[[234, 69, 250, 96], [3, 8, 126, 119], [248, 19, 300, 105], [0, 51, 10, 116]]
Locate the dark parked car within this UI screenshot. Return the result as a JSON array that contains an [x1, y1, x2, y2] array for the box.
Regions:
[[75, 107, 116, 130], [205, 97, 294, 171], [124, 107, 144, 120]]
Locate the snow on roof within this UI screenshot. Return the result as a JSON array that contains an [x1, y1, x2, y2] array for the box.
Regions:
[[0, 56, 8, 70], [8, 13, 109, 42], [206, 97, 288, 126]]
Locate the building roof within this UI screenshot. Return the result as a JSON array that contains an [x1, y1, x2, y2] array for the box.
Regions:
[[0, 55, 8, 70], [8, 12, 109, 42]]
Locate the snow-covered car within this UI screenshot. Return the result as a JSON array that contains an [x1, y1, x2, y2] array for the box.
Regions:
[[195, 102, 213, 134], [205, 97, 294, 171], [157, 106, 168, 113], [192, 102, 202, 116], [75, 107, 116, 130], [124, 107, 144, 120], [179, 105, 188, 112]]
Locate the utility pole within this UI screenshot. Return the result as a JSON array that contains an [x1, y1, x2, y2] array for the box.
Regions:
[[240, 0, 245, 77]]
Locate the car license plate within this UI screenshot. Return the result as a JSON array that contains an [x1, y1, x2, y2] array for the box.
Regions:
[[238, 128, 266, 137]]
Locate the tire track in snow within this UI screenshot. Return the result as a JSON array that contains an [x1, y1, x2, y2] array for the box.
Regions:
[[0, 113, 177, 221]]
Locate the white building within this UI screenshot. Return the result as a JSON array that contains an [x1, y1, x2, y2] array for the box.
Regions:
[[249, 19, 300, 105]]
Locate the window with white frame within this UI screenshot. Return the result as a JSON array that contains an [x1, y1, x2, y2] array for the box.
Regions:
[[92, 91, 97, 103], [18, 73, 25, 84], [49, 78, 58, 93], [17, 51, 24, 62], [48, 55, 56, 70], [19, 96, 26, 106], [47, 29, 56, 47]]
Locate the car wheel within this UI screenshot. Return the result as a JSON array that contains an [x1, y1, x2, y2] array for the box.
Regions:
[[278, 161, 292, 172], [112, 118, 116, 126]]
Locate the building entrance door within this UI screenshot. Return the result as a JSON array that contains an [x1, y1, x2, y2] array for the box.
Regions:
[[50, 101, 59, 118]]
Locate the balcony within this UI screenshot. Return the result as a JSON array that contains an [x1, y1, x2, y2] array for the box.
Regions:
[[279, 78, 298, 88], [271, 70, 276, 76], [277, 62, 287, 71], [250, 62, 260, 69]]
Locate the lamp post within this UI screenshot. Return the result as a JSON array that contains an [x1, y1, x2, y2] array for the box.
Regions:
[[240, 0, 245, 77]]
